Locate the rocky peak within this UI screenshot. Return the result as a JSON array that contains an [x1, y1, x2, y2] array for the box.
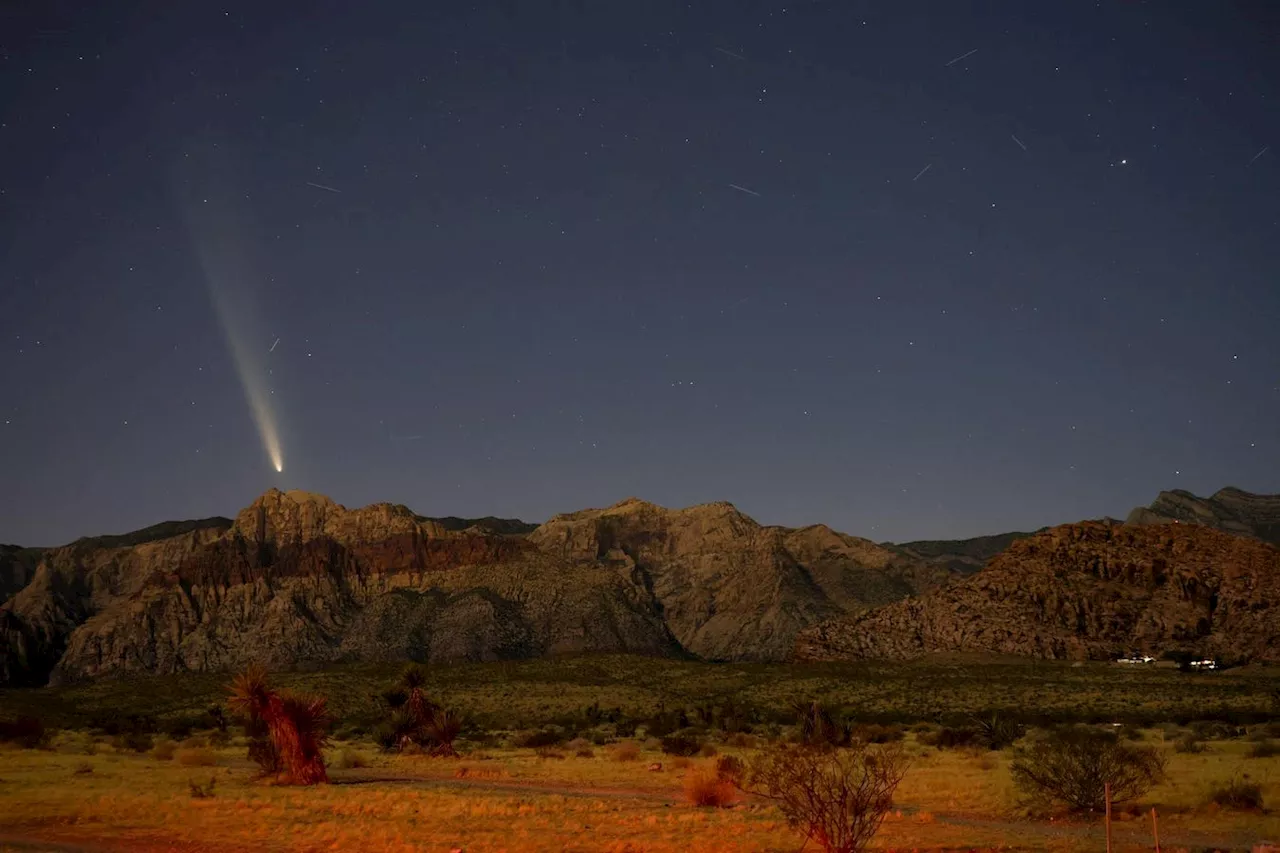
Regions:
[[1125, 486, 1280, 546], [796, 520, 1280, 664], [232, 489, 433, 548]]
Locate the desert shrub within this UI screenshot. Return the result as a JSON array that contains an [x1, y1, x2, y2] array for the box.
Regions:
[[614, 719, 639, 738], [1174, 734, 1205, 754], [112, 731, 154, 753], [331, 748, 369, 769], [535, 746, 566, 760], [715, 754, 745, 783], [661, 734, 702, 757], [742, 742, 908, 853], [1207, 777, 1264, 811], [684, 766, 738, 807], [699, 741, 719, 757], [644, 708, 689, 738], [919, 726, 980, 749], [90, 714, 157, 737], [152, 740, 178, 761], [1010, 727, 1166, 813], [188, 776, 216, 799], [611, 741, 641, 762], [207, 729, 231, 748], [671, 755, 692, 769], [575, 745, 595, 758], [1190, 720, 1244, 741], [179, 735, 208, 749], [566, 737, 591, 752], [0, 717, 51, 749], [73, 761, 93, 775], [161, 716, 198, 740], [726, 732, 759, 749], [513, 729, 564, 749], [794, 700, 854, 748], [850, 724, 904, 745], [175, 747, 217, 767], [972, 713, 1025, 750], [643, 737, 661, 751], [1246, 740, 1279, 759]]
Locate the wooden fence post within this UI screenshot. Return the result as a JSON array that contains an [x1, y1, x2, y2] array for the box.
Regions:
[[1105, 781, 1113, 853], [1151, 806, 1160, 853]]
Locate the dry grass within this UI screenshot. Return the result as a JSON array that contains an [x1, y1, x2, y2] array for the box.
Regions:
[[683, 765, 738, 808], [1, 731, 1279, 852], [611, 741, 641, 761], [330, 748, 370, 769], [152, 739, 178, 761], [174, 747, 218, 767]]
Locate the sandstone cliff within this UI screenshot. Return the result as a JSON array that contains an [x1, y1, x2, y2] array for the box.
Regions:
[[1, 490, 961, 683], [0, 544, 43, 604], [1125, 487, 1280, 546], [42, 490, 678, 683], [528, 498, 951, 661], [795, 521, 1280, 664]]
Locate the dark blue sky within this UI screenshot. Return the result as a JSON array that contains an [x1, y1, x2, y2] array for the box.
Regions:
[[2, 1, 1278, 546]]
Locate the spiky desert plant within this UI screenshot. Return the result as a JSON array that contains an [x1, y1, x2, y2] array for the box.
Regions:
[[400, 664, 440, 725], [228, 665, 329, 785], [376, 665, 463, 757], [423, 707, 463, 757]]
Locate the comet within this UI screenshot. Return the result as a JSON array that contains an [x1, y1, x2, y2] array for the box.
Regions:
[[176, 144, 286, 475]]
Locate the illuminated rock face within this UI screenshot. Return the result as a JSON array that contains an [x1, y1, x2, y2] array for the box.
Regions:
[[796, 520, 1280, 665], [1125, 486, 1280, 546], [0, 489, 960, 684]]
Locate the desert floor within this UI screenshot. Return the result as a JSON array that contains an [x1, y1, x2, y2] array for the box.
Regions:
[[2, 729, 1278, 853]]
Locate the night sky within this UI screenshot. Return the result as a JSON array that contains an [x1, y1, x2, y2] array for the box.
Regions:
[[2, 2, 1278, 547]]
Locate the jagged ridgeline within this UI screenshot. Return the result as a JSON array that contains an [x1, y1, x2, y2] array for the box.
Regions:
[[0, 489, 955, 685], [2, 486, 1278, 686]]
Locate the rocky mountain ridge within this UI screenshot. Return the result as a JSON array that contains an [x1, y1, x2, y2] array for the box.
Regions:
[[0, 489, 955, 685], [4, 486, 1278, 685], [1125, 486, 1280, 546], [795, 520, 1280, 663]]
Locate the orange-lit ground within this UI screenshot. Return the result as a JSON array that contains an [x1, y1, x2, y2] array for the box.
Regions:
[[2, 734, 1278, 852]]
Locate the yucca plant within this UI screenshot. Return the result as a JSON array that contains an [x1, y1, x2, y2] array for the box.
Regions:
[[376, 664, 462, 757], [228, 665, 330, 785]]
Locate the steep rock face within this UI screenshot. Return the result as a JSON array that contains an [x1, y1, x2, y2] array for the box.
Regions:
[[4, 490, 961, 683], [0, 545, 43, 604], [1126, 487, 1280, 546], [41, 490, 678, 683], [0, 523, 229, 685], [528, 499, 951, 661], [795, 521, 1280, 663]]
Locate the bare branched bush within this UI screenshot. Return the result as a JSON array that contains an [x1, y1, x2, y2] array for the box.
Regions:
[[1010, 727, 1165, 813], [742, 742, 908, 853]]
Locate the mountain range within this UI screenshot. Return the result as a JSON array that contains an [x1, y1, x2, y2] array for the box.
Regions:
[[1, 485, 1277, 686]]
